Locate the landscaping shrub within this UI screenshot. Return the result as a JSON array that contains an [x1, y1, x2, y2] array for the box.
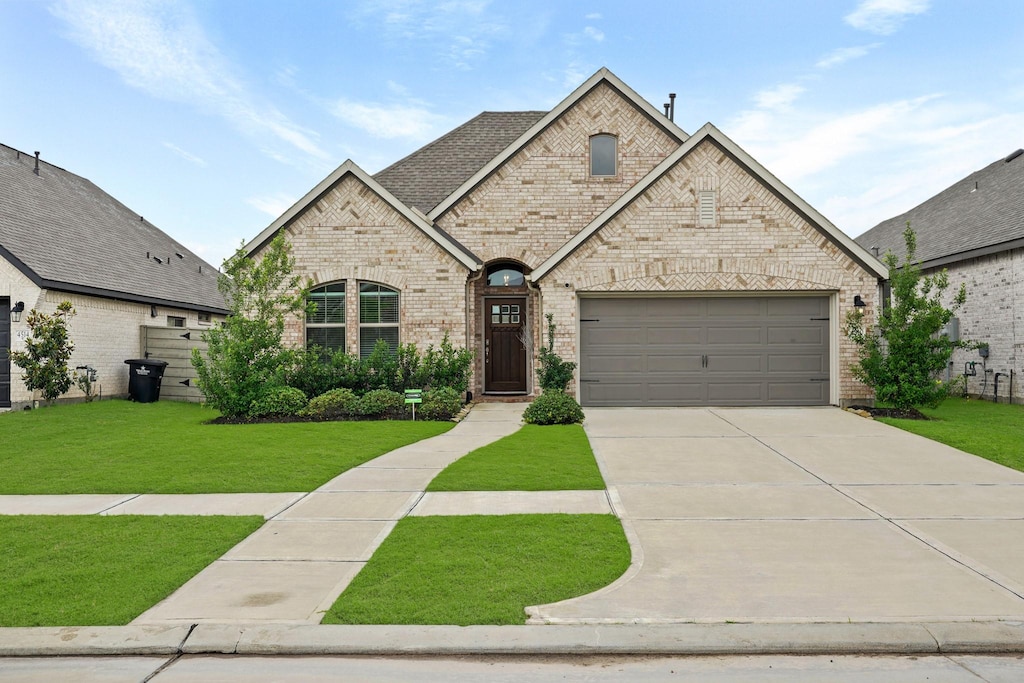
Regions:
[[281, 346, 362, 399], [248, 386, 308, 419], [356, 389, 406, 418], [417, 333, 474, 395], [302, 387, 359, 418], [9, 301, 76, 402], [523, 390, 584, 425], [536, 314, 576, 392], [418, 386, 464, 421]]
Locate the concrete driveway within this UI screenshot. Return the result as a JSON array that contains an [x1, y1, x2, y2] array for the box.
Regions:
[[528, 407, 1024, 624]]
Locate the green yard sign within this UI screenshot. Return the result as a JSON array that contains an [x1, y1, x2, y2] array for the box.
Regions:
[[405, 389, 422, 420]]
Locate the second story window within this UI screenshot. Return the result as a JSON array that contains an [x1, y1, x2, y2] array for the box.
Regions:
[[590, 134, 617, 177]]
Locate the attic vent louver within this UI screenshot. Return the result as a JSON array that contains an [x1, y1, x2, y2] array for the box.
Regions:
[[1005, 149, 1023, 163], [699, 191, 716, 227]]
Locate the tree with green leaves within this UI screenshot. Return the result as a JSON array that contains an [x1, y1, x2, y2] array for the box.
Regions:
[[192, 234, 309, 417], [9, 301, 76, 402], [844, 224, 967, 410]]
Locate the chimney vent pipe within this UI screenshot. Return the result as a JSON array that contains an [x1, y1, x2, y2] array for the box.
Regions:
[[33, 151, 40, 176], [669, 93, 676, 122]]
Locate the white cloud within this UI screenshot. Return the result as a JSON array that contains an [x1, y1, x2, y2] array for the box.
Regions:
[[161, 142, 206, 166], [51, 0, 328, 162], [816, 44, 880, 69], [585, 12, 602, 20], [845, 0, 929, 35], [354, 0, 504, 70], [332, 99, 450, 140], [246, 193, 298, 219], [583, 26, 604, 42], [754, 84, 805, 110]]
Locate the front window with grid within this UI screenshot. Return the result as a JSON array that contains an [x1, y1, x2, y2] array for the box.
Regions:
[[306, 283, 346, 353], [359, 282, 399, 358]]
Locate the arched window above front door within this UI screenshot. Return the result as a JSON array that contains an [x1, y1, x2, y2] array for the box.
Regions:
[[486, 263, 525, 287]]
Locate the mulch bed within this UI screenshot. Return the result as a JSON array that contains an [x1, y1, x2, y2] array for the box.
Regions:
[[847, 405, 930, 420]]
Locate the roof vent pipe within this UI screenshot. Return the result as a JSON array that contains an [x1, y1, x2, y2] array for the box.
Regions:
[[664, 103, 670, 117], [33, 151, 40, 176], [669, 93, 676, 122], [1005, 148, 1023, 163]]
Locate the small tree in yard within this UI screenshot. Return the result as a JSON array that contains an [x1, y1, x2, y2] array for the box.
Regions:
[[844, 224, 967, 410], [9, 301, 76, 403], [536, 313, 577, 391], [192, 235, 309, 418]]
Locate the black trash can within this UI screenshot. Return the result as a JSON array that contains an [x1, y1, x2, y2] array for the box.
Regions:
[[124, 359, 168, 403]]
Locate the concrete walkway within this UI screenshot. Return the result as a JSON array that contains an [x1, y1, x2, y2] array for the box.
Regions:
[[129, 402, 530, 624], [527, 407, 1024, 624]]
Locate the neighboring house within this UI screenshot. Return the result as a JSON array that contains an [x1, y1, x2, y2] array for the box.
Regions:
[[246, 68, 888, 407], [856, 148, 1024, 404], [1, 144, 229, 410]]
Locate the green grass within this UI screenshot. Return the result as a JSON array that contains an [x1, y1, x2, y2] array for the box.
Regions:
[[877, 398, 1024, 471], [0, 400, 452, 494], [426, 424, 605, 491], [0, 515, 263, 626], [322, 514, 630, 625]]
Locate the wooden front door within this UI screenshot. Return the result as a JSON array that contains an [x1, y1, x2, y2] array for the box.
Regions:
[[485, 298, 527, 393]]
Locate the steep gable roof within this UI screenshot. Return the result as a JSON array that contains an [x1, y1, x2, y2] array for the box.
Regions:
[[856, 149, 1024, 268], [531, 123, 888, 282], [427, 67, 690, 221], [0, 144, 227, 313], [374, 111, 546, 214], [244, 159, 479, 270]]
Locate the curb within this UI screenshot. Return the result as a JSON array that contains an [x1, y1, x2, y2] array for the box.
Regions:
[[3, 622, 1024, 657]]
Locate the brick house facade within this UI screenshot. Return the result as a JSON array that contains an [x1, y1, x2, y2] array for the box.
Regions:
[[248, 69, 887, 407]]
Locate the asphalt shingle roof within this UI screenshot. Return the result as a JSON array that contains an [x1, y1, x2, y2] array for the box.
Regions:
[[0, 144, 227, 312], [373, 111, 547, 213], [856, 149, 1024, 266]]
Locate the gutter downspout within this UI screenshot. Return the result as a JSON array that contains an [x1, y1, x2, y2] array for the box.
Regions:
[[466, 266, 485, 399], [525, 275, 543, 398]]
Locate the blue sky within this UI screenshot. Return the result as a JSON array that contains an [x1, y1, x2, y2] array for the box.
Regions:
[[2, 0, 1022, 266]]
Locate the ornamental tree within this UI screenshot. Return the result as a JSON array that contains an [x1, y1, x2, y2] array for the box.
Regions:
[[844, 224, 967, 410], [192, 234, 309, 417], [9, 301, 76, 402]]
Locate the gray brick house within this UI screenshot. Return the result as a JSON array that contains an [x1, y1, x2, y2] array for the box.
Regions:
[[0, 144, 228, 409], [856, 149, 1024, 404], [247, 68, 887, 407]]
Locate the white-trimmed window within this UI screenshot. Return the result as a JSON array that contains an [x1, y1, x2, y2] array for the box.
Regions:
[[359, 282, 399, 358], [590, 134, 617, 177], [306, 282, 346, 353]]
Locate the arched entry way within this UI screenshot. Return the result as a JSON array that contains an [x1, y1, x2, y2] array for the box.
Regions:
[[483, 262, 528, 394]]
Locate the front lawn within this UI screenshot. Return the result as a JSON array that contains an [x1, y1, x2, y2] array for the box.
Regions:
[[0, 400, 452, 494], [0, 515, 263, 626], [877, 398, 1024, 472], [323, 514, 629, 625], [426, 424, 605, 491]]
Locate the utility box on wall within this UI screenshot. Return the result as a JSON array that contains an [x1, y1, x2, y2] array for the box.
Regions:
[[942, 317, 960, 343], [139, 326, 208, 402]]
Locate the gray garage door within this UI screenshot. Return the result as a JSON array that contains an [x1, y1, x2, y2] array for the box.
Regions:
[[579, 296, 830, 406]]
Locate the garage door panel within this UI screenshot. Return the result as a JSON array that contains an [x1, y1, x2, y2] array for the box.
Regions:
[[585, 326, 644, 346], [769, 354, 828, 373], [648, 326, 701, 345], [580, 296, 830, 407], [647, 354, 703, 373], [768, 382, 828, 403], [586, 353, 645, 374], [706, 325, 763, 345], [707, 298, 761, 317], [648, 381, 704, 402], [767, 325, 825, 345], [646, 298, 703, 318]]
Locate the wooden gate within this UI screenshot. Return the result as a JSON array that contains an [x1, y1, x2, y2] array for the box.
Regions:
[[139, 326, 209, 402]]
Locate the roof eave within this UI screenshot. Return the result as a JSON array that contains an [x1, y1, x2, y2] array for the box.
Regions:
[[531, 123, 889, 282], [244, 160, 480, 271]]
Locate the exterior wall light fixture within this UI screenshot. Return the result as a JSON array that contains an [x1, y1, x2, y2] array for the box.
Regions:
[[10, 301, 25, 322], [853, 295, 866, 308]]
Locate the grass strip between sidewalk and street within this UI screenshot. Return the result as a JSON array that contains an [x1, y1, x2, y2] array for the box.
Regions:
[[426, 424, 605, 491], [322, 514, 629, 625], [0, 515, 264, 627], [877, 397, 1024, 472], [0, 400, 452, 494]]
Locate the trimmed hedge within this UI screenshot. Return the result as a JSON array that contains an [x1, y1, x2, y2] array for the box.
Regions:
[[523, 390, 584, 425]]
